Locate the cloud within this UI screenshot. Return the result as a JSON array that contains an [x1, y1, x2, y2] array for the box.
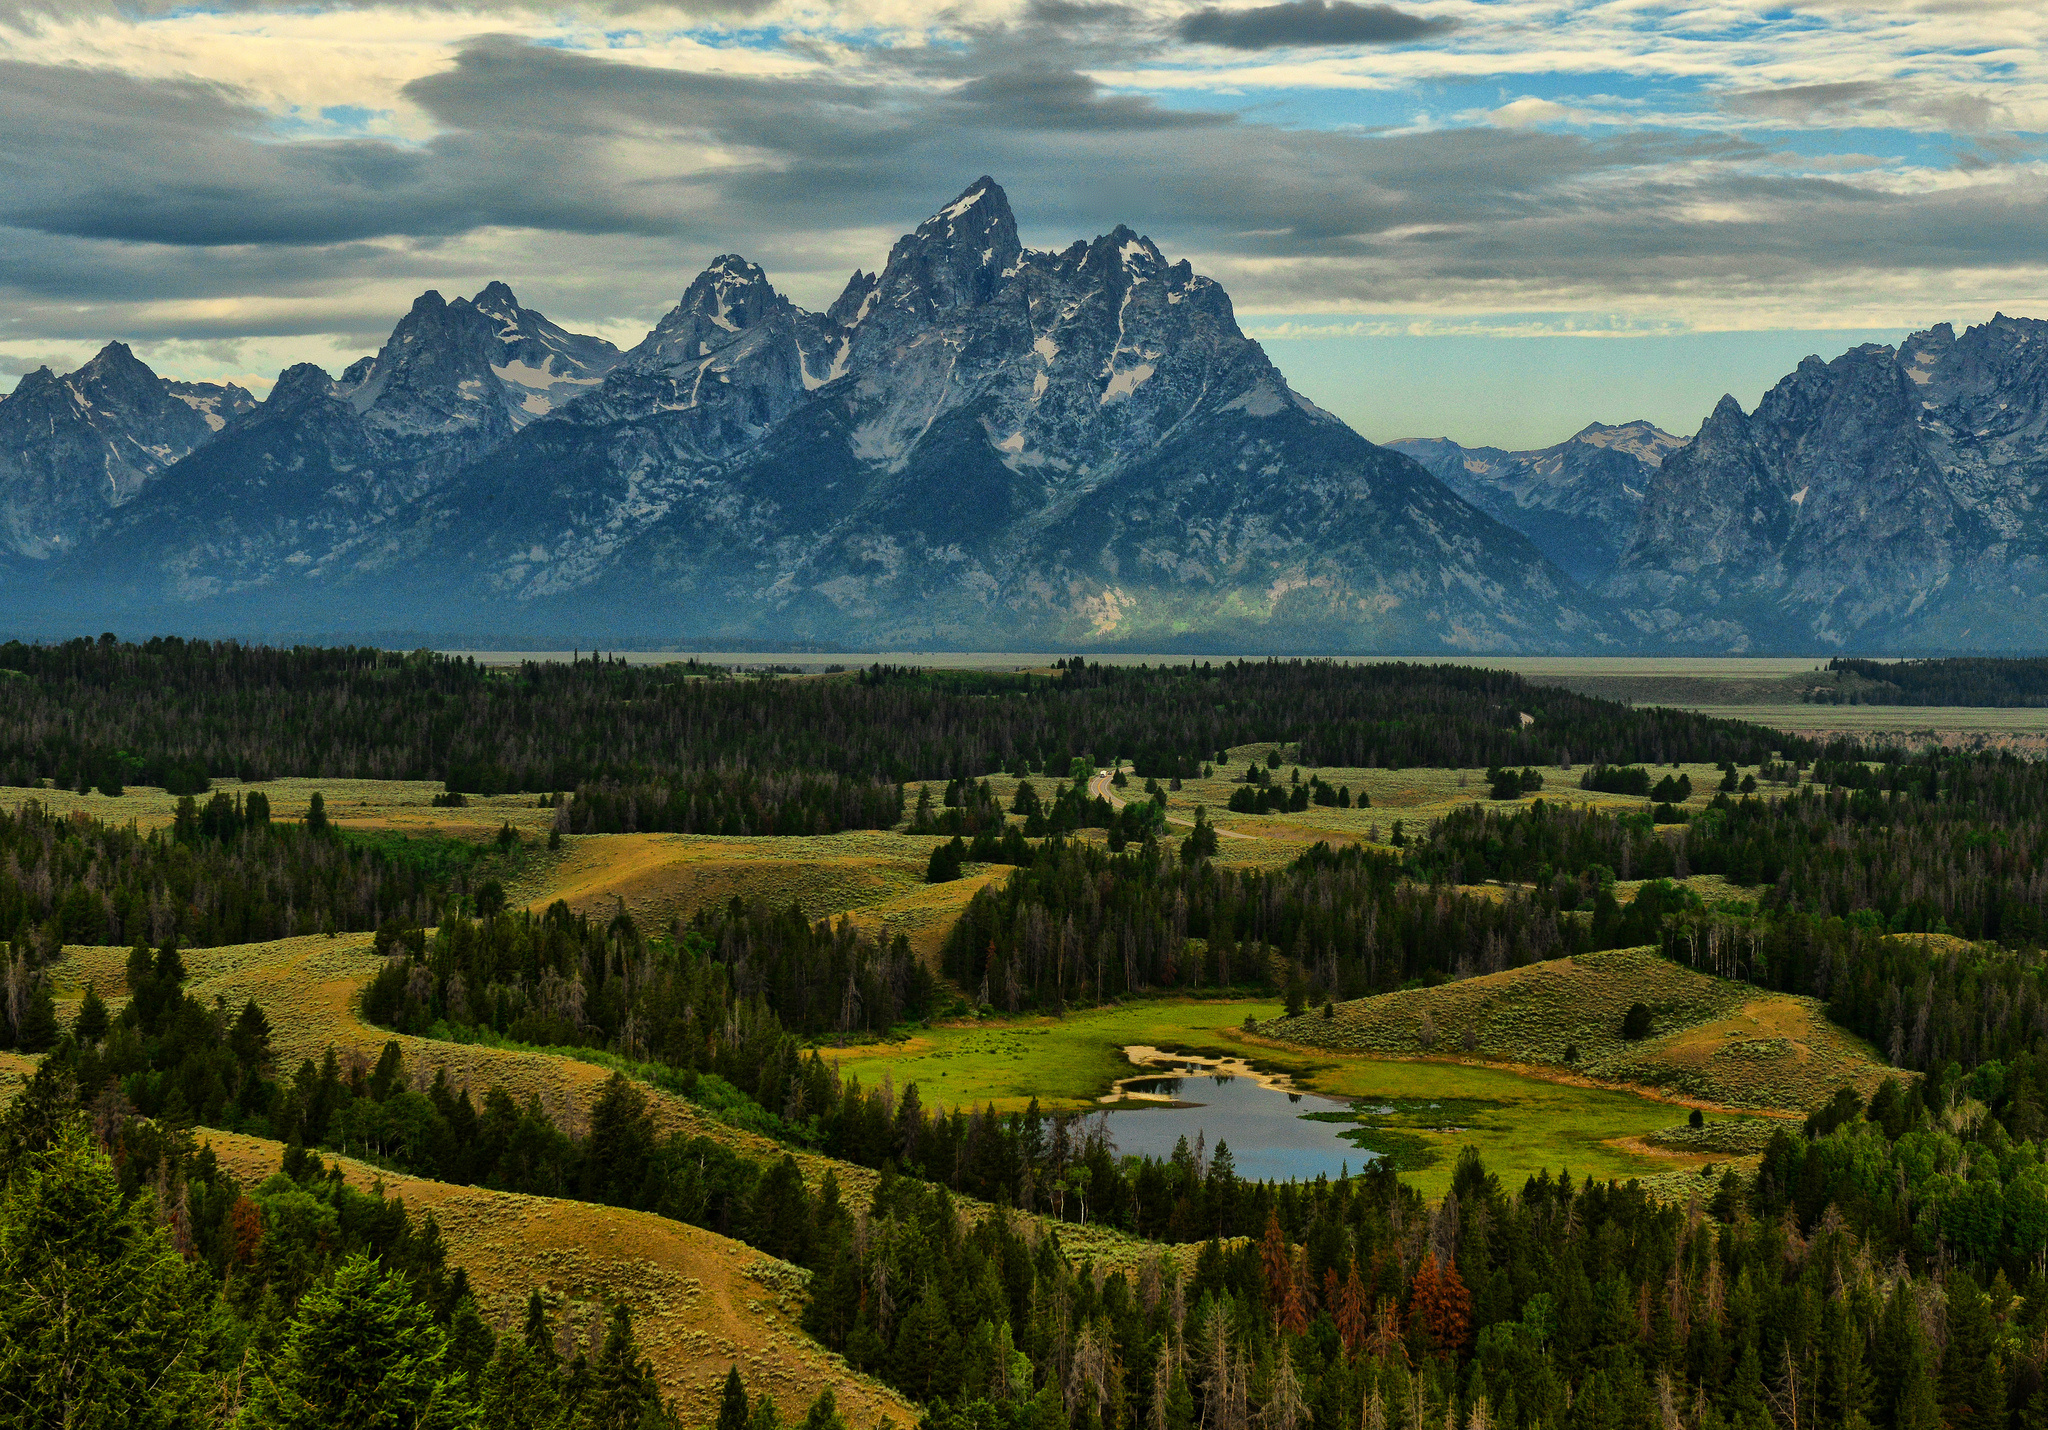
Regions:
[[1719, 81, 2003, 136], [943, 68, 1233, 130], [1175, 1, 1454, 51], [3, 14, 2048, 372], [0, 0, 775, 25]]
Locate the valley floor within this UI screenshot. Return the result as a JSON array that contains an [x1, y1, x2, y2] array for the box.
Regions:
[[7, 750, 1900, 1422]]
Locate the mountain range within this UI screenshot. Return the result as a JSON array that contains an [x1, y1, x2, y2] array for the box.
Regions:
[[4, 177, 2047, 653], [1388, 422, 1685, 587]]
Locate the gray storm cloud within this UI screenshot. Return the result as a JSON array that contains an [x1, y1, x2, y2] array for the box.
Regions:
[[0, 33, 2044, 350], [1176, 0, 1455, 50]]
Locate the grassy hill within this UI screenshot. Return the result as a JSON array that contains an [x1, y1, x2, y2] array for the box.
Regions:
[[200, 1131, 917, 1428], [1256, 946, 1896, 1112], [43, 928, 1176, 1276]]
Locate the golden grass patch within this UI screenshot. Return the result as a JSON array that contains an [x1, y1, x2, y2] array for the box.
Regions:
[[1260, 946, 1895, 1113], [197, 1130, 917, 1429], [838, 867, 1012, 964], [532, 831, 957, 929], [1145, 752, 1773, 870], [9, 777, 559, 842]]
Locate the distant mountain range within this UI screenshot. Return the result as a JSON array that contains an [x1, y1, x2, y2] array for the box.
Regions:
[[5, 178, 2047, 653], [1388, 422, 1685, 586]]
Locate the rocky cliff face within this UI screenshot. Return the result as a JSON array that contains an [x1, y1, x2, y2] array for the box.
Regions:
[[73, 285, 619, 604], [0, 343, 251, 561], [1608, 317, 2048, 651], [1389, 420, 1682, 585], [386, 179, 1604, 651]]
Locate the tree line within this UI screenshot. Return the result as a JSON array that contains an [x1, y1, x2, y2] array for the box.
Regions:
[[0, 640, 1817, 835], [1817, 657, 2048, 707]]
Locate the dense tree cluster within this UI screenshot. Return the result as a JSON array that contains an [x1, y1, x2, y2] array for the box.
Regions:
[[938, 836, 1680, 1016], [0, 1060, 681, 1429], [366, 897, 938, 1060], [0, 641, 1809, 831], [0, 794, 491, 964], [794, 1105, 2048, 1430], [1419, 753, 2048, 947], [1818, 656, 2048, 707]]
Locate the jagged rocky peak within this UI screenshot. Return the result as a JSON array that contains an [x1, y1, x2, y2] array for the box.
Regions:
[[162, 379, 256, 432], [1686, 393, 1759, 456], [461, 280, 622, 424], [1916, 314, 2048, 420], [631, 255, 793, 369], [1899, 322, 1955, 385], [684, 256, 786, 330], [826, 269, 879, 327], [331, 288, 517, 441], [1387, 415, 1683, 587], [71, 341, 164, 401], [471, 280, 523, 323], [0, 340, 241, 559], [870, 176, 1023, 318]]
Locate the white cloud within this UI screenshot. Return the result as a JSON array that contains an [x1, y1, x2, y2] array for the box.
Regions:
[[1, 0, 2045, 389]]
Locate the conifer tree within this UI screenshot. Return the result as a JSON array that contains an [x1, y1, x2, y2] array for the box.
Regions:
[[0, 1124, 210, 1428], [716, 1369, 750, 1430], [73, 981, 108, 1044], [241, 1253, 475, 1429]]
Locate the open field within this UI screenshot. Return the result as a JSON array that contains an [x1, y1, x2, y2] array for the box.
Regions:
[[1259, 946, 1895, 1112], [838, 866, 1015, 961], [1270, 1055, 1767, 1199], [1133, 750, 1770, 865], [530, 829, 958, 928], [1686, 704, 2048, 749], [199, 1130, 917, 1429], [824, 998, 1286, 1112], [7, 776, 563, 841]]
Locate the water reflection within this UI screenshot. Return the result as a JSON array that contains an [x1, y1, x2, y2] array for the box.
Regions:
[[1100, 1070, 1370, 1183]]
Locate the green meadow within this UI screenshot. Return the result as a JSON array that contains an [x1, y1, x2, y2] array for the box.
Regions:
[[820, 997, 1778, 1198]]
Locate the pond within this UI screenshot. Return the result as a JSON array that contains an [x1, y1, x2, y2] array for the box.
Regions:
[[1096, 1054, 1373, 1183]]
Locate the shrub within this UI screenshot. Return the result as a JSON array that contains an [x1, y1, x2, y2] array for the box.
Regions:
[[1621, 1002, 1654, 1042]]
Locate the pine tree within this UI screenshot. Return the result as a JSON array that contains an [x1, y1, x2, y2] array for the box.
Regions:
[[241, 1253, 477, 1428], [0, 1123, 211, 1428], [1941, 1275, 1999, 1430], [1727, 1337, 1767, 1429], [1817, 1297, 1873, 1430], [1410, 1252, 1473, 1359], [14, 978, 56, 1054], [581, 1303, 661, 1430], [73, 981, 108, 1044], [478, 1336, 555, 1429], [802, 1388, 846, 1430], [717, 1369, 750, 1430]]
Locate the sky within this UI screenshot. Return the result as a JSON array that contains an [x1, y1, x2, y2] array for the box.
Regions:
[[0, 0, 2043, 449]]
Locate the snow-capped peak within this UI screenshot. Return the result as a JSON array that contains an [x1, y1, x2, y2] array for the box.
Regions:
[[926, 176, 1006, 231], [870, 177, 1022, 318], [472, 280, 521, 323]]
